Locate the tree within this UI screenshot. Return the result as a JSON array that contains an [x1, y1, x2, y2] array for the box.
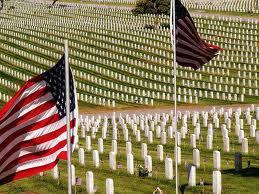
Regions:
[[52, 0, 58, 6], [132, 0, 170, 28], [0, 0, 4, 10]]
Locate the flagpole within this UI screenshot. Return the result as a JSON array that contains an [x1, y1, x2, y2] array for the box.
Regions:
[[170, 0, 178, 193], [64, 39, 72, 194]]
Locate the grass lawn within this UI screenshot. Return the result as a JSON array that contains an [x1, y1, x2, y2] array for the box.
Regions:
[[0, 3, 258, 193], [0, 110, 258, 193]]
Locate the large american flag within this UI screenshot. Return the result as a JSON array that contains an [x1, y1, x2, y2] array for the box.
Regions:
[[175, 0, 221, 70], [0, 55, 78, 184]]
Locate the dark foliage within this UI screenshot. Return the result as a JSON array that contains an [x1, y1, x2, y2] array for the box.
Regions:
[[0, 0, 4, 10], [144, 24, 155, 29], [52, 0, 58, 6], [132, 0, 170, 16], [160, 22, 170, 29]]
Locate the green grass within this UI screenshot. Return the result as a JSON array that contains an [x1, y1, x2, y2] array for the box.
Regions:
[[1, 23, 258, 106], [54, 0, 136, 7], [0, 112, 259, 193], [1, 5, 259, 107], [190, 9, 259, 19]]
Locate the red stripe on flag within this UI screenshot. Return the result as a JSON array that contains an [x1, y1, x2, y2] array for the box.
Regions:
[[0, 76, 42, 120], [0, 56, 78, 185], [0, 87, 48, 127], [0, 159, 59, 185], [0, 119, 76, 168], [0, 99, 56, 136], [2, 139, 67, 174], [0, 114, 60, 151]]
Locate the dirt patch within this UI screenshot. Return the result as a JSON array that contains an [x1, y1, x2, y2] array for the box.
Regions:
[[79, 103, 259, 117]]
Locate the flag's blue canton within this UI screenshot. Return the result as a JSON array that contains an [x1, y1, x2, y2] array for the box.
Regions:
[[175, 0, 189, 21], [42, 55, 75, 118]]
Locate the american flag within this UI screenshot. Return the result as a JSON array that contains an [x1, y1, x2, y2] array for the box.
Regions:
[[0, 55, 78, 185], [175, 0, 221, 70]]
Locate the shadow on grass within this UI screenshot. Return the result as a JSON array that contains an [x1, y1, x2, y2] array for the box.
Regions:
[[222, 167, 259, 177], [179, 182, 212, 194]]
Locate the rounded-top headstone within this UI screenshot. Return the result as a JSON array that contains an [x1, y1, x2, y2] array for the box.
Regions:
[[193, 149, 200, 168], [127, 153, 134, 175], [213, 170, 222, 194], [86, 171, 94, 194], [165, 157, 173, 180], [213, 151, 221, 170], [188, 164, 196, 187], [106, 178, 114, 194], [157, 145, 164, 162]]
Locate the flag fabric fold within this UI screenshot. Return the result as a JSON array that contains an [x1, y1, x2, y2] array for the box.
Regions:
[[0, 55, 78, 185], [175, 0, 221, 70]]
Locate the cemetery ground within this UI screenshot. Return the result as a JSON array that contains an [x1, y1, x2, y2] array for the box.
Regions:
[[0, 0, 259, 193], [78, 102, 259, 117], [60, 0, 135, 7], [0, 0, 259, 106], [60, 0, 259, 20], [0, 105, 259, 193]]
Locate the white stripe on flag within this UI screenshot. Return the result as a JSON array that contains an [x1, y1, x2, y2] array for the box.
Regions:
[[0, 144, 68, 180], [0, 92, 53, 129], [0, 105, 58, 145], [0, 128, 74, 176], [0, 81, 46, 123]]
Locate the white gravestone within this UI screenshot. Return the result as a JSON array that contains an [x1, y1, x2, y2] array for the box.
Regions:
[[142, 143, 147, 159], [242, 138, 248, 154], [223, 137, 230, 152], [86, 136, 91, 152], [193, 149, 200, 168], [78, 148, 85, 166], [126, 142, 132, 155], [52, 165, 59, 180], [106, 178, 114, 194], [109, 151, 116, 171], [157, 145, 164, 162], [86, 171, 94, 194], [190, 134, 196, 149], [213, 151, 221, 170], [144, 155, 152, 177], [213, 171, 222, 194], [165, 157, 173, 180], [188, 165, 196, 186], [98, 138, 104, 154], [93, 150, 100, 168], [127, 154, 134, 175], [112, 140, 117, 154]]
